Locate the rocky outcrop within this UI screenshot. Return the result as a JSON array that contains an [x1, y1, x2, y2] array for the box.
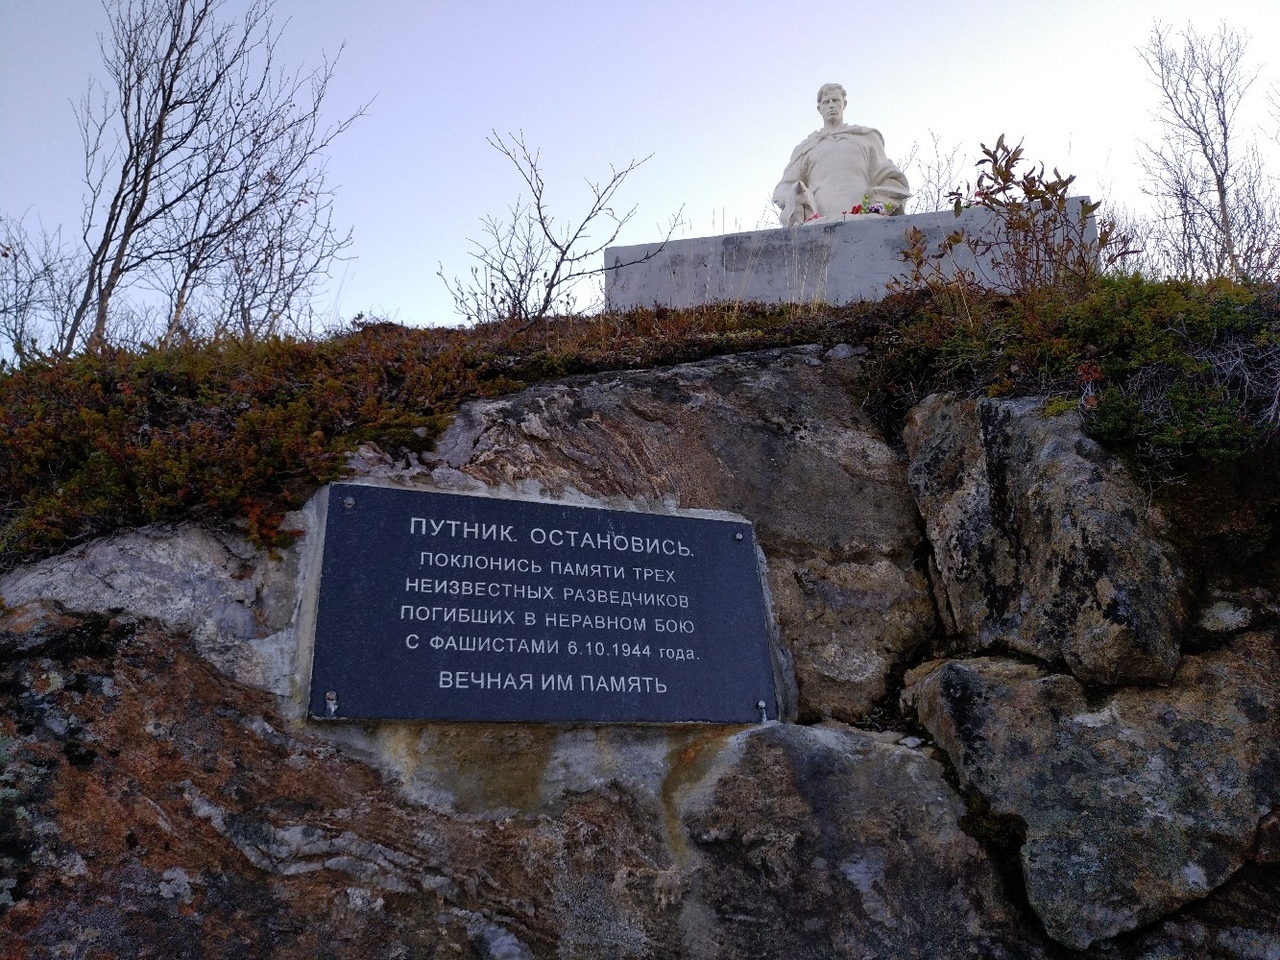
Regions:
[[903, 393, 1186, 685], [426, 344, 935, 722], [3, 345, 1279, 959], [0, 522, 301, 697], [903, 630, 1280, 949], [675, 723, 1038, 959], [1, 603, 1038, 959]]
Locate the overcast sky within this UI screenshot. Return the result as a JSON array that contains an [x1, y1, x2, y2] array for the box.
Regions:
[[3, 0, 1280, 329]]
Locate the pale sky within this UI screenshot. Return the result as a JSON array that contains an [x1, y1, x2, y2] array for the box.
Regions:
[[3, 0, 1280, 329]]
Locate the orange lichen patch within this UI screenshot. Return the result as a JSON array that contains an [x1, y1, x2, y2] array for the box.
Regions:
[[372, 722, 559, 815], [0, 600, 81, 635], [659, 727, 739, 866]]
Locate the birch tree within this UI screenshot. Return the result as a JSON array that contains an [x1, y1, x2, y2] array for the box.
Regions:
[[1139, 21, 1280, 281], [1, 0, 359, 360]]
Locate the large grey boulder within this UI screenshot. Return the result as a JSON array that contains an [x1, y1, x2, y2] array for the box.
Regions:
[[0, 522, 302, 697], [1115, 866, 1280, 959], [902, 631, 1280, 949], [676, 723, 1043, 959], [903, 393, 1185, 685]]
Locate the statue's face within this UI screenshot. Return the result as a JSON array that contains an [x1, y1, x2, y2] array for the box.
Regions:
[[818, 91, 845, 125]]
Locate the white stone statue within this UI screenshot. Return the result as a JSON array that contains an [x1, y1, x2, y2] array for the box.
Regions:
[[773, 83, 911, 227]]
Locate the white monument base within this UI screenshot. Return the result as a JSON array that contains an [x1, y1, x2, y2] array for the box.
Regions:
[[604, 201, 1093, 311]]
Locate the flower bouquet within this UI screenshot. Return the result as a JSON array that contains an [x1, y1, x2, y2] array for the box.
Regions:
[[847, 195, 895, 216]]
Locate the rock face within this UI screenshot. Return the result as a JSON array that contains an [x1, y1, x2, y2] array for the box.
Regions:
[[903, 631, 1280, 949], [903, 394, 1186, 685], [3, 346, 1279, 959], [0, 605, 1036, 959], [429, 345, 935, 722], [675, 724, 1038, 959], [0, 523, 300, 697]]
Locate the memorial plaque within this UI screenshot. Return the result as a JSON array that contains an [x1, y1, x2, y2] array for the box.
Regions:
[[307, 484, 779, 723]]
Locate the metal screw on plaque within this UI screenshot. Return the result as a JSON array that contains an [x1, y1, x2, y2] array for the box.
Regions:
[[734, 532, 744, 542], [756, 700, 767, 723], [343, 496, 355, 509], [325, 690, 339, 717]]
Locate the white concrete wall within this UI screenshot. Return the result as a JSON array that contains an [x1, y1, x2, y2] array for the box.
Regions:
[[604, 201, 1094, 310]]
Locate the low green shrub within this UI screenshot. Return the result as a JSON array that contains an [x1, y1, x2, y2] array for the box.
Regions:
[[866, 273, 1280, 470], [872, 137, 1278, 470]]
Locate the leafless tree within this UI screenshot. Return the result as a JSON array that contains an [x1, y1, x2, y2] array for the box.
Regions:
[[439, 131, 681, 326], [1, 0, 360, 360], [1138, 20, 1280, 281], [198, 181, 348, 342], [901, 131, 969, 214], [0, 217, 81, 364], [1099, 198, 1166, 277]]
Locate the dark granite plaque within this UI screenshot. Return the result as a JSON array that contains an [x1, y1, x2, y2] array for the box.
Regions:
[[307, 484, 778, 723]]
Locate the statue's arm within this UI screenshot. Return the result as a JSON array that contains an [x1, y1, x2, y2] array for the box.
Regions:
[[867, 139, 911, 212], [772, 143, 810, 208], [771, 143, 816, 226]]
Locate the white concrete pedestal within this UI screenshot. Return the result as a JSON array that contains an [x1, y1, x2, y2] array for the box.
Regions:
[[604, 201, 1093, 310]]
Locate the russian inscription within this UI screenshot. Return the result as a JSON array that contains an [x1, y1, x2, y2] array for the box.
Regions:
[[307, 484, 778, 723]]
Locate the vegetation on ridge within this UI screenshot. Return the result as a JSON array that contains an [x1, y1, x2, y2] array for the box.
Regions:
[[0, 302, 869, 572], [2, 272, 1279, 576]]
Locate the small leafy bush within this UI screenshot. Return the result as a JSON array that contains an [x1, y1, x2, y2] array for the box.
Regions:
[[894, 135, 1134, 304]]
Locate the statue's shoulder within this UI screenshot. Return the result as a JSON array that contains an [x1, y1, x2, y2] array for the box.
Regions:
[[788, 129, 825, 160], [839, 124, 886, 146], [793, 125, 886, 157]]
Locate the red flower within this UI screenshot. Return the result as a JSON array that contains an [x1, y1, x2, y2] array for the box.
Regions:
[[849, 204, 863, 215]]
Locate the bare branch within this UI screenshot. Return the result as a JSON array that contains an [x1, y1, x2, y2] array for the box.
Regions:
[[1137, 20, 1278, 280], [902, 131, 969, 214], [440, 130, 679, 327], [0, 215, 83, 362]]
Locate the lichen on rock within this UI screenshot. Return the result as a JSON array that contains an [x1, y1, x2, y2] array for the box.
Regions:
[[903, 630, 1280, 949], [903, 393, 1186, 685]]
